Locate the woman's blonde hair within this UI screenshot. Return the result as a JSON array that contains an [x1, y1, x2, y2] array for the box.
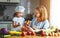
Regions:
[[35, 5, 48, 21]]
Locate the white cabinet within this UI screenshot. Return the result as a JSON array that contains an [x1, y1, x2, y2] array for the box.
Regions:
[[10, 0, 20, 3], [0, 0, 20, 3], [0, 0, 7, 2], [0, 24, 11, 30], [0, 21, 12, 30]]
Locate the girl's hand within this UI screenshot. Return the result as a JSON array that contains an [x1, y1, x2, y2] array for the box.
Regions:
[[12, 21, 17, 28], [32, 25, 37, 30], [21, 26, 28, 31], [27, 26, 30, 29], [18, 22, 20, 26], [13, 23, 20, 28]]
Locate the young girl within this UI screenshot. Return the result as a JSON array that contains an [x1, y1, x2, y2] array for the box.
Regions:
[[12, 6, 25, 31], [31, 5, 49, 31]]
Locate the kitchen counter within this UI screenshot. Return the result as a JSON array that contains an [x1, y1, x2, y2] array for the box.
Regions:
[[0, 21, 12, 24], [8, 36, 60, 38]]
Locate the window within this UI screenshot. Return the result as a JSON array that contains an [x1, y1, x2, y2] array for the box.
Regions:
[[50, 0, 60, 29]]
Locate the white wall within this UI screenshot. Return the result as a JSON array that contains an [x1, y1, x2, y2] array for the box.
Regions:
[[30, 0, 40, 14], [50, 0, 60, 29]]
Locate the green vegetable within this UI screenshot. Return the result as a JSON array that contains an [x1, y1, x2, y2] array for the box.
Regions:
[[35, 31, 40, 34], [4, 35, 11, 38]]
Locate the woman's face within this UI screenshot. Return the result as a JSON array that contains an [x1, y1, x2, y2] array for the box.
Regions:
[[34, 9, 40, 18]]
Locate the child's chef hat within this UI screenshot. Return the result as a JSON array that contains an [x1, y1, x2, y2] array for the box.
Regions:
[[15, 6, 25, 12]]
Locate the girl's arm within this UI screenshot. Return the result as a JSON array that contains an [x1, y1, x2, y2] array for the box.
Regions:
[[30, 18, 37, 30], [12, 21, 20, 28], [12, 21, 16, 28], [34, 20, 49, 30], [12, 17, 20, 28], [43, 20, 50, 29], [32, 25, 37, 30]]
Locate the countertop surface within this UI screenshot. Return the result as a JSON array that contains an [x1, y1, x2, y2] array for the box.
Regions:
[[8, 36, 60, 38], [0, 21, 12, 24]]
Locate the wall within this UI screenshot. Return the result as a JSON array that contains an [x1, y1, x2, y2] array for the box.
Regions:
[[40, 0, 50, 20], [20, 0, 28, 17], [1, 0, 40, 20], [0, 0, 50, 20], [30, 0, 40, 14], [0, 0, 26, 19], [4, 6, 16, 20]]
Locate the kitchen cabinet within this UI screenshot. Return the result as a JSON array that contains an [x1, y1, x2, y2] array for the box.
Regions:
[[0, 24, 11, 30], [0, 0, 7, 2], [0, 21, 12, 30], [10, 0, 20, 3], [0, 0, 20, 3]]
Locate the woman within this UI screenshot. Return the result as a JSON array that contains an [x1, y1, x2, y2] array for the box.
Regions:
[[31, 6, 50, 31]]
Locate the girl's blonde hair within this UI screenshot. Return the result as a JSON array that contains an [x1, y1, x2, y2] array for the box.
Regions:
[[35, 5, 48, 21]]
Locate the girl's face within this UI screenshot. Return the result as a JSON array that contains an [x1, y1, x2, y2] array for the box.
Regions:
[[34, 6, 48, 22], [16, 12, 23, 17], [34, 9, 42, 22], [34, 9, 40, 18]]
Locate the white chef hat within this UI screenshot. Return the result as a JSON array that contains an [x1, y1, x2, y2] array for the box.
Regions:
[[15, 6, 25, 13]]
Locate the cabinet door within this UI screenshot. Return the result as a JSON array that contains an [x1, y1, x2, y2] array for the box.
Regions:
[[10, 0, 20, 3], [0, 0, 7, 2], [0, 24, 7, 29], [0, 24, 11, 30]]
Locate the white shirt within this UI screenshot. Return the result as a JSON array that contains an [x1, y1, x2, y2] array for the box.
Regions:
[[12, 17, 25, 31]]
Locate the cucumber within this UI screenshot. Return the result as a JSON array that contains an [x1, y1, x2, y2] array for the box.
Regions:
[[11, 34, 20, 36], [35, 31, 40, 34], [4, 35, 11, 38]]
